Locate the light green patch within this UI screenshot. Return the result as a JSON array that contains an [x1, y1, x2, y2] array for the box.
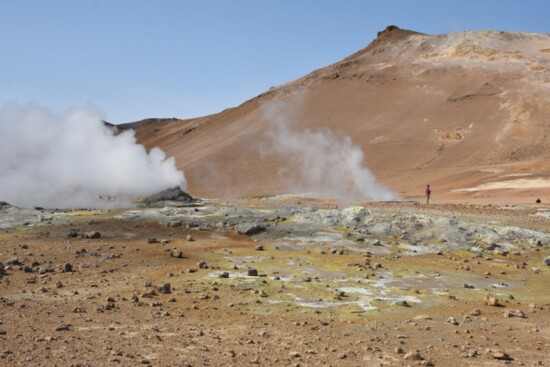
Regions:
[[454, 41, 497, 57]]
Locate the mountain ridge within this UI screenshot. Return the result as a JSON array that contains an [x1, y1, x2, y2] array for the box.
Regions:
[[123, 26, 550, 203]]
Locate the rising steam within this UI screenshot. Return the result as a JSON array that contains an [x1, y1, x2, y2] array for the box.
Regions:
[[261, 99, 397, 201], [0, 102, 186, 208]]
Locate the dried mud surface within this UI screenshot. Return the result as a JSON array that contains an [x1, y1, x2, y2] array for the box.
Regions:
[[1, 199, 549, 366]]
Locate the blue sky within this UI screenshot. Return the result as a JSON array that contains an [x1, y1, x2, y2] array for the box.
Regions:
[[1, 0, 548, 123]]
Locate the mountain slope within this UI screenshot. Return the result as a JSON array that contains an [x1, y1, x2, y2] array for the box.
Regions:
[[127, 26, 550, 203]]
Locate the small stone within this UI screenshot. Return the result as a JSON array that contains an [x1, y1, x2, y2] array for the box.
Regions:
[[255, 245, 264, 251], [470, 309, 481, 316], [6, 257, 21, 266], [236, 223, 266, 236], [170, 249, 184, 258], [248, 268, 258, 277], [503, 309, 526, 318], [55, 323, 70, 331], [84, 231, 101, 239], [64, 263, 73, 272], [55, 281, 63, 289], [160, 283, 171, 294], [186, 235, 194, 242], [147, 237, 157, 244], [219, 272, 229, 279], [446, 317, 459, 325], [492, 351, 511, 360], [484, 295, 501, 307], [167, 220, 183, 228], [66, 229, 80, 238], [404, 349, 423, 360], [544, 256, 550, 266], [197, 260, 208, 269]]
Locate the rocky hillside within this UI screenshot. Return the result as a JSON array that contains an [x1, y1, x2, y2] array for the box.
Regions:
[[125, 26, 550, 203]]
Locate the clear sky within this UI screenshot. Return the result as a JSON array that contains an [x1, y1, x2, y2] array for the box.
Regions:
[[1, 0, 548, 123]]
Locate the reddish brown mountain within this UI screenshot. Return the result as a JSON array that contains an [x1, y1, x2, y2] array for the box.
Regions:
[[124, 26, 550, 203]]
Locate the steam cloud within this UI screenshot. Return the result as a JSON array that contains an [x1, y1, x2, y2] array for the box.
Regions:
[[0, 102, 186, 208], [261, 100, 397, 201]]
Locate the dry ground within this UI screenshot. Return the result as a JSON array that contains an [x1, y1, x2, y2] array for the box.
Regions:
[[1, 201, 549, 366]]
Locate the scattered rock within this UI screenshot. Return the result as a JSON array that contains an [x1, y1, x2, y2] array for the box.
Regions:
[[66, 229, 80, 238], [503, 309, 526, 318], [147, 237, 157, 244], [219, 271, 229, 279], [55, 323, 70, 331], [186, 234, 194, 241], [141, 186, 194, 205], [247, 268, 258, 277], [395, 300, 410, 307], [404, 349, 423, 360], [167, 220, 183, 228], [64, 263, 73, 272], [197, 260, 208, 269], [236, 223, 266, 236], [170, 249, 184, 258], [446, 317, 459, 325], [254, 245, 264, 251], [544, 256, 550, 266], [84, 231, 101, 239], [484, 295, 501, 307], [160, 283, 171, 294], [492, 351, 511, 360], [470, 309, 481, 316], [6, 257, 21, 266]]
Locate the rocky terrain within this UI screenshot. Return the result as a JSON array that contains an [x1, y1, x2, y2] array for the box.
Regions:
[[1, 197, 549, 366]]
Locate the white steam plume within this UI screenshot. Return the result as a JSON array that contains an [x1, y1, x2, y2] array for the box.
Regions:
[[0, 102, 186, 208], [261, 100, 397, 201]]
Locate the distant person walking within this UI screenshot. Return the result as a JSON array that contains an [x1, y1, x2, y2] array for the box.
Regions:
[[425, 184, 431, 204]]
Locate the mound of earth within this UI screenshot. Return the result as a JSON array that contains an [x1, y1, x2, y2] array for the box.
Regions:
[[138, 186, 195, 207]]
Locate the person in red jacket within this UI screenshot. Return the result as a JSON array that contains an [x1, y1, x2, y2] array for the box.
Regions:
[[425, 184, 431, 204]]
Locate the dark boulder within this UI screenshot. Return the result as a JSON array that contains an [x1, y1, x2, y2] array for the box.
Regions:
[[141, 186, 194, 205], [236, 222, 266, 236]]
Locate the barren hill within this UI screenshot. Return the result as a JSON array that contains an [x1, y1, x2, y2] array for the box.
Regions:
[[126, 26, 550, 203]]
